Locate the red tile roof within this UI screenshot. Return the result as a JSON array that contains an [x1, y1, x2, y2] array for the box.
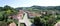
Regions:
[[8, 22, 16, 26]]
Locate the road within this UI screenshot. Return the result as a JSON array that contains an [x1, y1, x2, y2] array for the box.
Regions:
[[54, 21, 60, 26], [18, 12, 32, 26]]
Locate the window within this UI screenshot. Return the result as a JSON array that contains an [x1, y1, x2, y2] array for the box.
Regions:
[[20, 23, 26, 26]]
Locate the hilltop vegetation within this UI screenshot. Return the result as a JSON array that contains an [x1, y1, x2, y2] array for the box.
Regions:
[[0, 5, 18, 26], [16, 5, 60, 10]]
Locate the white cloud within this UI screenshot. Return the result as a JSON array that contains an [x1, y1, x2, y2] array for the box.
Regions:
[[35, 0, 60, 6], [17, 0, 60, 7], [6, 0, 60, 7]]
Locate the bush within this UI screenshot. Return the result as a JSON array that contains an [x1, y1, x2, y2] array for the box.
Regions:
[[0, 21, 7, 26]]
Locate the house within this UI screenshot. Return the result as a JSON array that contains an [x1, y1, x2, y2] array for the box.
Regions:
[[17, 10, 24, 20], [27, 11, 41, 18], [9, 10, 24, 20], [8, 22, 16, 26]]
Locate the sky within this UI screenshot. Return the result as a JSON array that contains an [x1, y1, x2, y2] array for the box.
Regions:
[[0, 0, 60, 8]]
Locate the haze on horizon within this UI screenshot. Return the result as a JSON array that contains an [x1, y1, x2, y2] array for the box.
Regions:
[[0, 0, 60, 8]]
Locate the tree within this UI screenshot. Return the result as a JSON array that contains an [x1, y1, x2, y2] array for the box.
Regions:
[[3, 5, 13, 11], [0, 7, 3, 11], [33, 14, 57, 26], [34, 17, 45, 26], [34, 17, 40, 26]]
